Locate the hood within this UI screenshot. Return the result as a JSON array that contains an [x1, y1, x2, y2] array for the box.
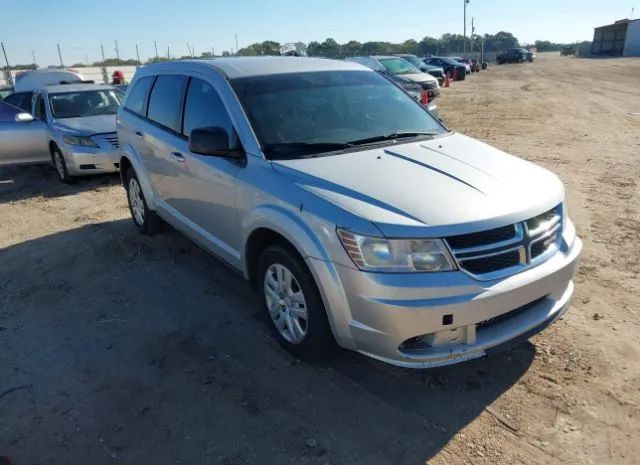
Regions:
[[52, 114, 117, 136], [397, 72, 438, 84], [271, 133, 564, 237]]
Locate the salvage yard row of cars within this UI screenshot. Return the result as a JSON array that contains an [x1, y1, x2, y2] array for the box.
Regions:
[[0, 51, 578, 370]]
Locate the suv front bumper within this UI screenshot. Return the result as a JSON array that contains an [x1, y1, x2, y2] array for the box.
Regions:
[[310, 235, 582, 368]]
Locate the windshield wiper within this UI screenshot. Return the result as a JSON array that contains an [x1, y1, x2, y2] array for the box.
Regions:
[[264, 142, 354, 159], [347, 132, 439, 146]]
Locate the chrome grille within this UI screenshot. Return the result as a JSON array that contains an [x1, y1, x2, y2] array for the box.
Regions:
[[445, 206, 562, 280]]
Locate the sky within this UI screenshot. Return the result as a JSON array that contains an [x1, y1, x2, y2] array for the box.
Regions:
[[1, 0, 636, 67]]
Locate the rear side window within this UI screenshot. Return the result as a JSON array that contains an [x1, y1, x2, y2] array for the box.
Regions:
[[0, 101, 21, 122], [124, 76, 154, 116], [182, 78, 233, 137], [147, 75, 187, 133], [4, 92, 32, 113]]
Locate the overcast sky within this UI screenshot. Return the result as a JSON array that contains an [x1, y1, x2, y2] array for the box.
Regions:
[[2, 0, 636, 66]]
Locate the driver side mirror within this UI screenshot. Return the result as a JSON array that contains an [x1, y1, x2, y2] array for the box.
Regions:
[[15, 113, 34, 123], [188, 126, 244, 161]]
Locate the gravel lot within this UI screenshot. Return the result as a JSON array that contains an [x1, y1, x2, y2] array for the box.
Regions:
[[1, 53, 639, 465]]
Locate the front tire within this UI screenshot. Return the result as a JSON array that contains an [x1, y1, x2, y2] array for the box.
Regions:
[[52, 145, 75, 184], [258, 245, 335, 360], [125, 168, 159, 235]]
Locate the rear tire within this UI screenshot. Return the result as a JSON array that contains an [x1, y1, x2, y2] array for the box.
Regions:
[[258, 245, 335, 360], [51, 145, 76, 184], [125, 168, 159, 235]]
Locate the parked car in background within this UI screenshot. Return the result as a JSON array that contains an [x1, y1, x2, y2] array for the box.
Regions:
[[13, 68, 85, 92], [449, 57, 471, 74], [0, 100, 50, 165], [348, 56, 440, 99], [456, 58, 480, 72], [560, 45, 575, 56], [0, 83, 123, 182], [3, 68, 90, 114], [423, 56, 467, 81], [345, 56, 439, 114], [497, 48, 535, 64], [117, 57, 582, 368], [393, 54, 445, 86]]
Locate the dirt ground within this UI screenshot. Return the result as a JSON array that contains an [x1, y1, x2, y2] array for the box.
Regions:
[[1, 53, 639, 465]]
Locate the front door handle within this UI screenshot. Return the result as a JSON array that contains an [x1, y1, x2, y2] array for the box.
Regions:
[[171, 151, 186, 162], [135, 131, 144, 139]]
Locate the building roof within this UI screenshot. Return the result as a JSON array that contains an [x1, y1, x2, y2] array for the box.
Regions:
[[141, 56, 369, 79], [594, 18, 640, 30]]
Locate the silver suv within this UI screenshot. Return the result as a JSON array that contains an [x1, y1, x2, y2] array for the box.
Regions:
[[117, 57, 582, 368]]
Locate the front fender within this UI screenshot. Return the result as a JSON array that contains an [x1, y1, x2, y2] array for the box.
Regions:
[[119, 143, 156, 211], [241, 204, 335, 275], [241, 204, 356, 349]]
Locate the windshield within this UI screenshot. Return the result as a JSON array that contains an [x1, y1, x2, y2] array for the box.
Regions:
[[400, 55, 423, 67], [378, 58, 420, 75], [438, 57, 460, 65], [49, 90, 123, 119], [231, 70, 446, 160]]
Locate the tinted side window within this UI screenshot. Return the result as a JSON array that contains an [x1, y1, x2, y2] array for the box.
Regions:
[[124, 76, 154, 116], [4, 92, 32, 113], [182, 78, 234, 138], [0, 101, 21, 122], [147, 75, 187, 132]]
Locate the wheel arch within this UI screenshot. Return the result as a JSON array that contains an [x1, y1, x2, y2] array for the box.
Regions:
[[119, 147, 156, 210], [241, 206, 354, 348]]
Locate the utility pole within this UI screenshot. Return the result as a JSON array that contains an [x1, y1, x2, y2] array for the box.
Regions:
[[32, 50, 37, 67], [235, 34, 239, 54], [100, 44, 106, 61], [154, 40, 158, 58], [167, 46, 170, 59], [463, 0, 470, 56], [114, 40, 120, 60], [57, 43, 64, 66], [471, 17, 475, 54], [136, 44, 141, 64], [84, 53, 89, 65], [1, 42, 13, 87], [212, 47, 215, 56]]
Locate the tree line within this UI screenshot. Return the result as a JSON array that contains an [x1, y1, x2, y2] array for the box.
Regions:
[[236, 32, 522, 58]]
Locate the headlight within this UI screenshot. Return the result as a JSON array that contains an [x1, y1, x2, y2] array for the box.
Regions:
[[63, 135, 99, 147], [399, 83, 422, 100], [337, 229, 456, 273]]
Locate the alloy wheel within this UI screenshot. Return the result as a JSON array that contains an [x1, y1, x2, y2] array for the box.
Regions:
[[264, 263, 309, 344], [54, 151, 65, 180], [128, 178, 145, 226]]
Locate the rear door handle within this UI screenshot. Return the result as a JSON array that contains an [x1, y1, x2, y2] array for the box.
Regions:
[[171, 151, 185, 162], [135, 131, 144, 139]]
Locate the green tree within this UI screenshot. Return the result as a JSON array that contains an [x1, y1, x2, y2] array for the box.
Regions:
[[341, 40, 363, 57], [361, 41, 389, 55], [418, 36, 439, 56], [397, 39, 419, 54]]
